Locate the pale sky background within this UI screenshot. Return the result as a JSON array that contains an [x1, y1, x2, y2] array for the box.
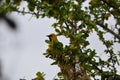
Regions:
[[0, 1, 120, 80], [0, 13, 62, 80]]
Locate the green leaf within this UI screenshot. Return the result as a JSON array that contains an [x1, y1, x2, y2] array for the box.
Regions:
[[35, 13, 39, 18], [89, 50, 96, 58], [6, 0, 10, 4], [45, 40, 50, 43], [32, 72, 45, 80], [19, 79, 26, 80], [55, 29, 60, 33], [104, 40, 113, 48], [51, 61, 57, 65], [28, 3, 35, 11]]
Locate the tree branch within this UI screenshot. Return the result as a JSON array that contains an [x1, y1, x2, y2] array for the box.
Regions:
[[101, 0, 120, 13], [97, 22, 120, 41], [16, 10, 37, 15]]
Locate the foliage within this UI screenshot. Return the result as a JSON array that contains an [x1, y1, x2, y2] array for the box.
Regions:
[[32, 72, 45, 80], [1, 0, 120, 80], [19, 72, 45, 80]]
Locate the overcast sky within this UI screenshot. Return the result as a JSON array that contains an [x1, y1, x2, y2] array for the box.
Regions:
[[0, 1, 120, 80], [0, 13, 64, 80]]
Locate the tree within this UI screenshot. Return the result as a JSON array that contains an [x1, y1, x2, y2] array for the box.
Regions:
[[1, 0, 120, 80]]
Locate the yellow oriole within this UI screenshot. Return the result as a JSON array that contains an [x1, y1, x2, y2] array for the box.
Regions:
[[46, 33, 63, 59], [46, 33, 59, 51], [47, 33, 58, 42]]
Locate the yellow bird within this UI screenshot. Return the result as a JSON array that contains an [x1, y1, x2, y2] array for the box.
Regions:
[[46, 33, 64, 59], [46, 33, 59, 51], [47, 33, 58, 42]]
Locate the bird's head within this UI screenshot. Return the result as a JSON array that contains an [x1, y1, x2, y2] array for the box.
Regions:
[[47, 33, 58, 42]]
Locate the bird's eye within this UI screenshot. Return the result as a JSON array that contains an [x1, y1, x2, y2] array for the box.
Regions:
[[50, 35, 53, 37]]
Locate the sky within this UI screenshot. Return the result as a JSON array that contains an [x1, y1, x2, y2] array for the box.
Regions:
[[0, 13, 64, 80], [0, 1, 120, 80]]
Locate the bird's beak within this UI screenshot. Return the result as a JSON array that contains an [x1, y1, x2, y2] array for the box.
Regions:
[[46, 35, 50, 37]]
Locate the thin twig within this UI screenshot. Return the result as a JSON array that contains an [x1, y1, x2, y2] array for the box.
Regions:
[[97, 22, 120, 41]]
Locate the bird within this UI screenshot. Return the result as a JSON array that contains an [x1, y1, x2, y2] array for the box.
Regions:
[[45, 33, 63, 59], [47, 33, 58, 42], [46, 33, 59, 51]]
